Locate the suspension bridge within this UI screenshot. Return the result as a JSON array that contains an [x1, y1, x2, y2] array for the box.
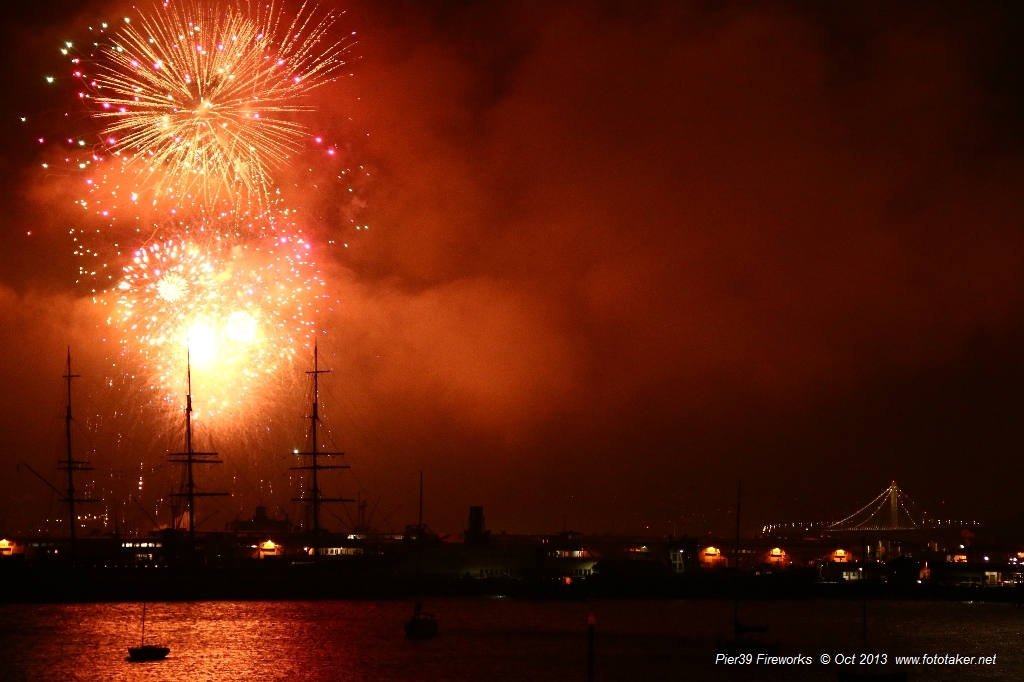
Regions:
[[761, 481, 927, 535], [827, 481, 918, 531]]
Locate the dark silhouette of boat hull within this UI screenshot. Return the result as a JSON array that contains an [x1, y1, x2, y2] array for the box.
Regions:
[[126, 645, 170, 662], [404, 615, 439, 639]]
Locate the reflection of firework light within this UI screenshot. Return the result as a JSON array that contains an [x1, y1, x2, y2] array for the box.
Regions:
[[89, 0, 345, 208], [112, 228, 326, 420]]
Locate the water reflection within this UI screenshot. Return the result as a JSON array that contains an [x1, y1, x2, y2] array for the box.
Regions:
[[0, 600, 1018, 681]]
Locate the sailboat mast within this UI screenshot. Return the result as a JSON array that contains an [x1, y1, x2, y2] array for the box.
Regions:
[[290, 339, 352, 557], [56, 349, 100, 553], [734, 479, 741, 570], [733, 479, 741, 631], [311, 342, 321, 544], [186, 351, 196, 543], [63, 349, 80, 543], [168, 347, 226, 552], [862, 534, 868, 653]]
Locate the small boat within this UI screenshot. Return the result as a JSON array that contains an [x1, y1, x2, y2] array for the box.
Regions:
[[404, 602, 439, 640], [126, 602, 169, 662], [715, 481, 778, 657], [717, 618, 778, 655], [127, 645, 171, 662]]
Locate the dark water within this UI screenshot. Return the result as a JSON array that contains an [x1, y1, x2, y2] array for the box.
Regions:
[[0, 599, 1020, 681]]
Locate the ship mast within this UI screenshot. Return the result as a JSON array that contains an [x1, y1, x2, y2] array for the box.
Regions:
[[58, 348, 99, 547], [169, 349, 227, 548], [291, 340, 352, 559]]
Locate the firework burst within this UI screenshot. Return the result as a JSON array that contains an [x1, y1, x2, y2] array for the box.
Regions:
[[107, 209, 330, 422], [89, 0, 346, 209], [40, 0, 356, 429]]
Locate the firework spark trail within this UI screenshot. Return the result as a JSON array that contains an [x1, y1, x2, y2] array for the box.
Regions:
[[56, 142, 346, 293], [108, 210, 329, 421], [89, 0, 346, 209], [40, 0, 355, 431]]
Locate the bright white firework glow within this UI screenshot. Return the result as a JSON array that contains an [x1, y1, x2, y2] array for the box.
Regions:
[[110, 217, 328, 420]]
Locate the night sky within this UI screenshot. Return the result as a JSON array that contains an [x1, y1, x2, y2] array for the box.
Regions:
[[2, 0, 1024, 539]]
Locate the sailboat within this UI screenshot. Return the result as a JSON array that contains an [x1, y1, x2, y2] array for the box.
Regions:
[[717, 480, 777, 655], [405, 472, 439, 640], [126, 602, 170, 662], [404, 602, 439, 640]]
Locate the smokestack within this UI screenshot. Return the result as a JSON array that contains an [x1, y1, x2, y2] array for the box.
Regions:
[[465, 506, 490, 544]]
